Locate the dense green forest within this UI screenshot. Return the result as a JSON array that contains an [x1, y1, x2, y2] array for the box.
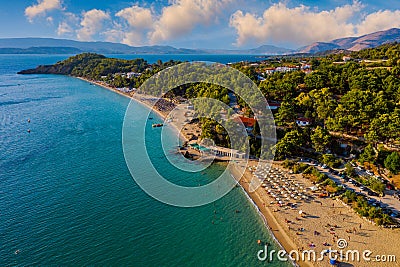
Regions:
[[18, 44, 400, 174]]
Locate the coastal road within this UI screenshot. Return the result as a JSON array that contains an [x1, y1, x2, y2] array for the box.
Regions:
[[302, 161, 400, 215]]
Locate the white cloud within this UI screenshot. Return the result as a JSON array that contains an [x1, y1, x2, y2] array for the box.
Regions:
[[148, 0, 233, 43], [103, 28, 125, 43], [56, 12, 79, 37], [46, 16, 54, 24], [57, 21, 73, 36], [356, 10, 400, 35], [116, 6, 153, 29], [77, 9, 111, 41], [114, 5, 154, 45], [229, 1, 363, 46], [25, 0, 63, 22]]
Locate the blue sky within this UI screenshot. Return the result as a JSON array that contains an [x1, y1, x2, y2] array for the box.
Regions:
[[0, 0, 399, 49]]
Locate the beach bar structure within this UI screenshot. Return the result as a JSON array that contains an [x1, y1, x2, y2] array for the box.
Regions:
[[208, 145, 247, 159], [188, 143, 247, 160]]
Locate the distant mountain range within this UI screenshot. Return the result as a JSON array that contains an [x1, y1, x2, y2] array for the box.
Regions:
[[297, 28, 400, 54], [1, 28, 399, 55], [0, 38, 292, 55]]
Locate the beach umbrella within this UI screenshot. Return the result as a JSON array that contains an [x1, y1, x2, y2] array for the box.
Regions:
[[299, 210, 303, 215]]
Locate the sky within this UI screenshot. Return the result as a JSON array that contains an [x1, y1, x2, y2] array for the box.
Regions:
[[0, 0, 400, 49]]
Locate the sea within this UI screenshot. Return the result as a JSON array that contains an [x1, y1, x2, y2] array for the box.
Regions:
[[0, 54, 289, 266]]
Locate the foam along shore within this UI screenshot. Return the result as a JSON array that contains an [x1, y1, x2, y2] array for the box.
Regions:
[[77, 77, 400, 267], [76, 77, 197, 143], [231, 160, 400, 267]]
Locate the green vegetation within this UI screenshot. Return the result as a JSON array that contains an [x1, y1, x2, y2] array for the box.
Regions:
[[344, 163, 357, 178], [311, 126, 331, 153], [320, 153, 342, 168], [384, 152, 400, 174], [359, 144, 376, 164], [341, 190, 394, 226], [19, 43, 400, 166], [274, 129, 304, 160]]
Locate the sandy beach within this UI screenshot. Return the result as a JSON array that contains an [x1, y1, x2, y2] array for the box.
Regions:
[[231, 161, 400, 267], [77, 77, 202, 143], [78, 77, 400, 267]]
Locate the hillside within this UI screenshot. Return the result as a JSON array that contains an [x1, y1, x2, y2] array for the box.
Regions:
[[0, 38, 202, 54], [4, 28, 400, 55], [297, 42, 341, 54], [0, 38, 291, 55], [298, 28, 400, 53]]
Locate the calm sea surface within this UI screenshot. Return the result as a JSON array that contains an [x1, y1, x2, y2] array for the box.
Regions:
[[0, 54, 289, 266]]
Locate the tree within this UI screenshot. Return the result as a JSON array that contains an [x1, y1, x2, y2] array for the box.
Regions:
[[305, 71, 328, 89], [274, 129, 304, 159], [321, 154, 341, 168], [311, 126, 331, 153], [384, 152, 400, 174], [359, 144, 376, 164], [252, 120, 260, 137], [309, 88, 336, 124], [326, 88, 375, 132], [344, 163, 357, 178], [365, 111, 400, 144], [275, 100, 296, 126]]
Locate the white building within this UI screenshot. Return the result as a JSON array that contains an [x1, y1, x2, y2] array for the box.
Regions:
[[296, 117, 312, 126]]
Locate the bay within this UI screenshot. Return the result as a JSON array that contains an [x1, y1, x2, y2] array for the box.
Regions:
[[0, 55, 288, 266]]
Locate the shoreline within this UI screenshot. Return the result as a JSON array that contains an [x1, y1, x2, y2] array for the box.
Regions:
[[76, 76, 400, 267], [77, 76, 308, 266], [230, 163, 309, 267], [231, 161, 400, 267], [76, 77, 189, 143]]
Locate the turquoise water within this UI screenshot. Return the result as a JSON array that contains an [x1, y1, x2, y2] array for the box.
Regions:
[[189, 143, 210, 151], [0, 55, 289, 266]]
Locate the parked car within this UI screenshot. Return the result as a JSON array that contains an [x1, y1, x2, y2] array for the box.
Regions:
[[390, 212, 399, 218], [367, 190, 378, 196], [387, 184, 395, 190]]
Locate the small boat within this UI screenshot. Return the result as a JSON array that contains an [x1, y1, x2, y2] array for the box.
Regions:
[[152, 123, 163, 128]]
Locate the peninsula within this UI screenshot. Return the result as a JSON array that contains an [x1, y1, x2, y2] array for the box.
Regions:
[[19, 43, 400, 266]]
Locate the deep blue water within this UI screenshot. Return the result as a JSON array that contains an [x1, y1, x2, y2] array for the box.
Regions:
[[0, 55, 289, 266], [110, 54, 265, 64]]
